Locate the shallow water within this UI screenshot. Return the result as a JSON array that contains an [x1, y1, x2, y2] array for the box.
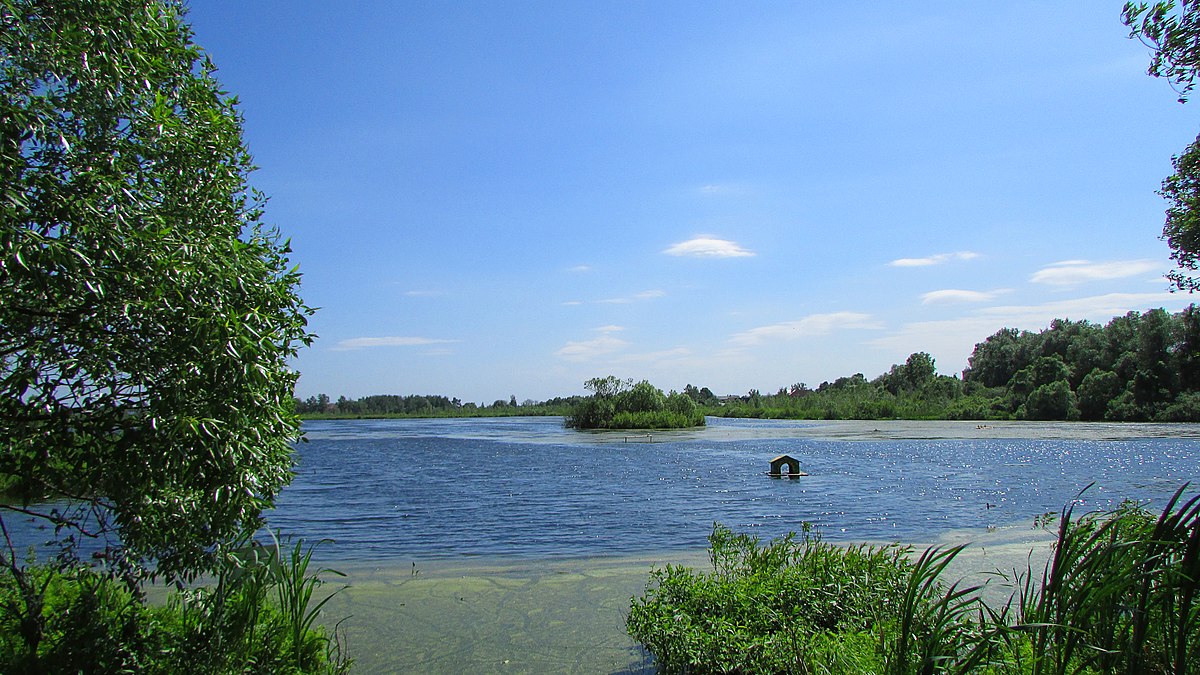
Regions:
[[274, 417, 1200, 560], [316, 526, 1058, 674], [279, 417, 1199, 673]]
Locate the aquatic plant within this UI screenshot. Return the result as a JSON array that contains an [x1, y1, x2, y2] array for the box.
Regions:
[[0, 533, 351, 674], [627, 483, 1200, 674]]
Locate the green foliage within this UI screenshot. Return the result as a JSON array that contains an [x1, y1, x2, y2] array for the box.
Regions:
[[0, 537, 350, 674], [0, 1, 346, 668], [1125, 2, 1200, 291], [0, 0, 313, 580], [709, 359, 977, 422], [295, 392, 577, 418], [628, 486, 1200, 674], [566, 377, 705, 429], [1005, 485, 1200, 675], [960, 307, 1200, 422], [1124, 1, 1200, 103], [627, 524, 912, 673]]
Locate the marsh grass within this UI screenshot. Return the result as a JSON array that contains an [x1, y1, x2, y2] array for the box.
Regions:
[[627, 483, 1200, 674], [0, 531, 351, 674]]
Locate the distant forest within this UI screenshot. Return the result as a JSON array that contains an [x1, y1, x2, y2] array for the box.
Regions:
[[296, 305, 1200, 423]]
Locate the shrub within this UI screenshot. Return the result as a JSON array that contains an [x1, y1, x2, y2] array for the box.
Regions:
[[628, 485, 1200, 674], [0, 536, 351, 674], [627, 524, 927, 673]]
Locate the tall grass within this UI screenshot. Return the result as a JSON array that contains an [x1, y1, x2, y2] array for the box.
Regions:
[[627, 483, 1200, 674], [0, 531, 351, 674]]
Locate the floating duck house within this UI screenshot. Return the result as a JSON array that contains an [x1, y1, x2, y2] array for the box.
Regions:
[[768, 454, 806, 478]]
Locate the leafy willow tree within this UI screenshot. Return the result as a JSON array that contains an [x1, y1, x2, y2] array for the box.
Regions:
[[1125, 2, 1200, 291], [0, 0, 313, 583]]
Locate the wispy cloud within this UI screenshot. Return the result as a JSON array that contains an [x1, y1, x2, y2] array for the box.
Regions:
[[870, 291, 1192, 373], [555, 326, 629, 361], [613, 347, 692, 364], [889, 251, 980, 267], [567, 264, 592, 273], [600, 289, 666, 304], [696, 183, 749, 196], [730, 312, 883, 347], [921, 288, 1010, 305], [555, 336, 628, 361], [1030, 259, 1162, 286], [664, 235, 755, 258], [976, 292, 1184, 324], [332, 336, 459, 351], [404, 289, 445, 297]]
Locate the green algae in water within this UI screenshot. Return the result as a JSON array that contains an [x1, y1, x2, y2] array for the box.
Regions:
[[311, 528, 1057, 674], [316, 554, 709, 674]]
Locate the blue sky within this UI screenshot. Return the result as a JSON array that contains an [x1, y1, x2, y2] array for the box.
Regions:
[[187, 2, 1198, 405]]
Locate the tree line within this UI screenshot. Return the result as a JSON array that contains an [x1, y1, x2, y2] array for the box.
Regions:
[[706, 306, 1200, 422], [295, 392, 581, 417], [299, 306, 1200, 424]]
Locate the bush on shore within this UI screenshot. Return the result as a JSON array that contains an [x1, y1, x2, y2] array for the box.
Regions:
[[0, 536, 350, 675], [628, 484, 1200, 674]]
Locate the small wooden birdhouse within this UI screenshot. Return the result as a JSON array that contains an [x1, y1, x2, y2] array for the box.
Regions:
[[768, 454, 806, 478]]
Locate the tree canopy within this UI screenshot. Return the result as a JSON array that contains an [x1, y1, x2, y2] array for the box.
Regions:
[[1124, 1, 1200, 103], [0, 0, 313, 580], [566, 377, 704, 430], [1125, 1, 1200, 291]]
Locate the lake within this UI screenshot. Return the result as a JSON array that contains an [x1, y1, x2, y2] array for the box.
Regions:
[[273, 416, 1200, 561], [10, 417, 1200, 672], [281, 417, 1200, 673]]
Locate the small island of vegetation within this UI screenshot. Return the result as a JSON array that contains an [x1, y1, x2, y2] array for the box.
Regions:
[[565, 376, 706, 430]]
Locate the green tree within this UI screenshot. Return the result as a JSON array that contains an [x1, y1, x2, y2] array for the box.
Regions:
[[1077, 368, 1122, 421], [1124, 1, 1200, 103], [585, 375, 631, 399], [1125, 2, 1200, 290], [1022, 380, 1078, 421], [1159, 135, 1200, 292], [0, 0, 313, 581], [618, 380, 666, 413], [903, 352, 937, 390]]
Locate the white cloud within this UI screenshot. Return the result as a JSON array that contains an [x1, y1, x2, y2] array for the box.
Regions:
[[600, 289, 666, 304], [889, 251, 980, 267], [921, 289, 1010, 304], [567, 264, 592, 273], [594, 325, 625, 333], [404, 289, 444, 297], [976, 292, 1185, 324], [332, 336, 458, 351], [664, 235, 755, 258], [730, 312, 883, 347], [613, 347, 692, 364], [554, 334, 629, 361], [869, 291, 1194, 375], [696, 183, 749, 196], [1030, 259, 1163, 286]]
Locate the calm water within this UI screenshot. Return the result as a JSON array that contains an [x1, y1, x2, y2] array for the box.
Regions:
[[267, 417, 1200, 561]]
